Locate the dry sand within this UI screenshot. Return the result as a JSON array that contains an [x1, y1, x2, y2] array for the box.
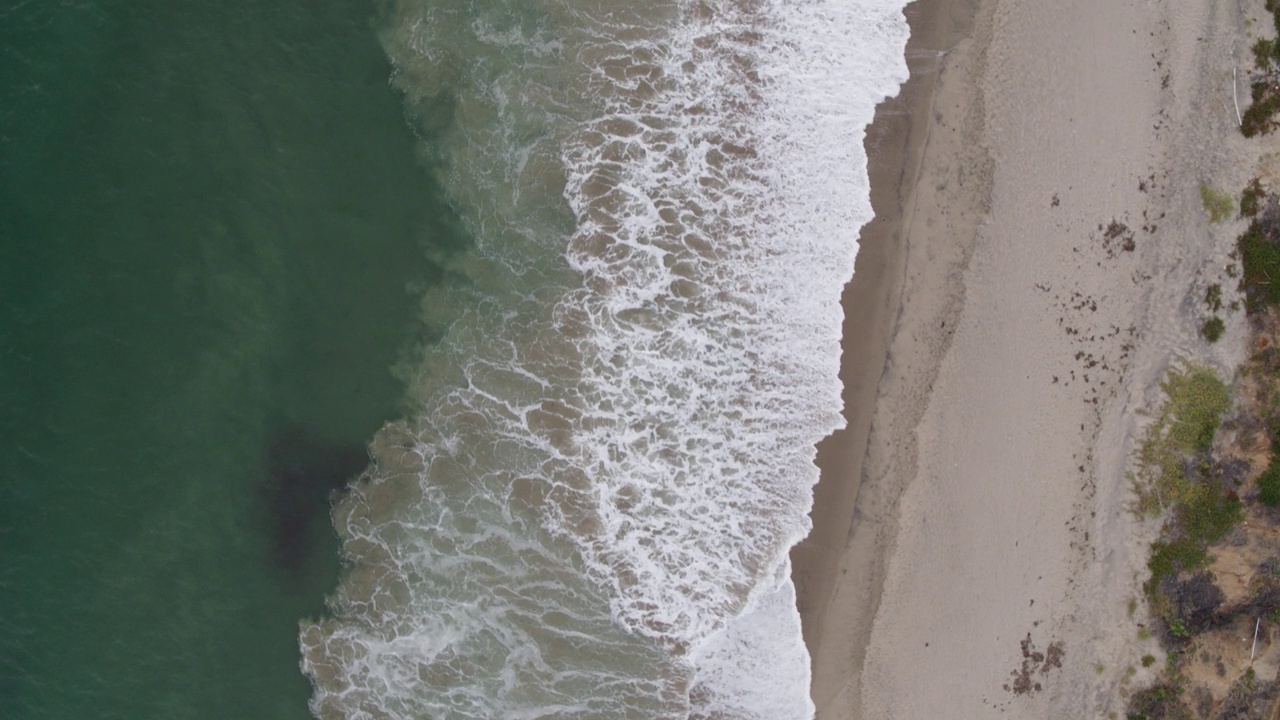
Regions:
[[794, 0, 1259, 717]]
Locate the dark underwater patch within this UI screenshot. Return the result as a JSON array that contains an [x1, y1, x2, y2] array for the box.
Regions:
[[262, 425, 367, 579]]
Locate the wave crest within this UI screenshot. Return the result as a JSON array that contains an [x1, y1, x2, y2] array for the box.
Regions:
[[300, 0, 909, 717]]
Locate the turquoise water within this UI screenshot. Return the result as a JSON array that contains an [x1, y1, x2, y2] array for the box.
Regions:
[[0, 1, 463, 717]]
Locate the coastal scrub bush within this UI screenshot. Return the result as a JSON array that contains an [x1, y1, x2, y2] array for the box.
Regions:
[[1244, 2, 1280, 138], [1134, 365, 1231, 515], [1126, 682, 1192, 720], [1206, 284, 1223, 312], [1258, 451, 1280, 506], [1177, 483, 1242, 543], [1213, 668, 1277, 720], [1255, 38, 1280, 69], [1136, 366, 1238, 624], [1241, 178, 1265, 218], [1201, 184, 1234, 223], [1201, 317, 1225, 343], [1151, 365, 1230, 453], [1237, 218, 1280, 310], [1146, 539, 1208, 597], [1242, 81, 1280, 138], [1163, 573, 1225, 637]]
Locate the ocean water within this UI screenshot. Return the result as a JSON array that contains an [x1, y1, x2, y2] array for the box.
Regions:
[[0, 1, 461, 717], [300, 1, 911, 719], [2, 0, 910, 717]]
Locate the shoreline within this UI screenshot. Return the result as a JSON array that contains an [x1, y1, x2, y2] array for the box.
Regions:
[[791, 0, 984, 713]]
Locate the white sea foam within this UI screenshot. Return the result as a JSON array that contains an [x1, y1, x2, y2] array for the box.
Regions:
[[301, 0, 909, 717], [689, 558, 813, 720]]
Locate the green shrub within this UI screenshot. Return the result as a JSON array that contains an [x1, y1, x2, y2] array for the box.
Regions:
[[1201, 316, 1225, 343], [1145, 539, 1208, 597], [1250, 3, 1280, 136], [1157, 367, 1231, 455], [1243, 81, 1280, 138], [1134, 365, 1231, 514], [1136, 365, 1239, 640], [1201, 184, 1235, 222], [1206, 284, 1223, 311], [1255, 38, 1280, 68], [1177, 483, 1242, 543], [1238, 219, 1280, 310], [1259, 453, 1280, 506], [1141, 654, 1157, 667], [1127, 682, 1191, 720], [1241, 178, 1265, 218]]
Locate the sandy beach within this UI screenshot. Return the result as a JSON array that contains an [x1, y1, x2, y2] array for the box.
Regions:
[[794, 0, 1257, 716]]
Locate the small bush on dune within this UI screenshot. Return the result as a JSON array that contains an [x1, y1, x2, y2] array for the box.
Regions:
[[1256, 38, 1280, 69], [1243, 82, 1280, 138], [1134, 365, 1231, 515], [1206, 284, 1223, 312], [1241, 178, 1265, 218], [1201, 184, 1234, 223], [1152, 366, 1231, 456], [1201, 316, 1225, 343]]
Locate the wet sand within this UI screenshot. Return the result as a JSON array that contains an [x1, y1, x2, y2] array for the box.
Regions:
[[791, 0, 982, 710]]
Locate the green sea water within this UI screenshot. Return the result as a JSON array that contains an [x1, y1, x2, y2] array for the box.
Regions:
[[0, 1, 463, 717]]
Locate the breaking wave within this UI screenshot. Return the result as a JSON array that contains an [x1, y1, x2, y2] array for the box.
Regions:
[[299, 0, 909, 717]]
